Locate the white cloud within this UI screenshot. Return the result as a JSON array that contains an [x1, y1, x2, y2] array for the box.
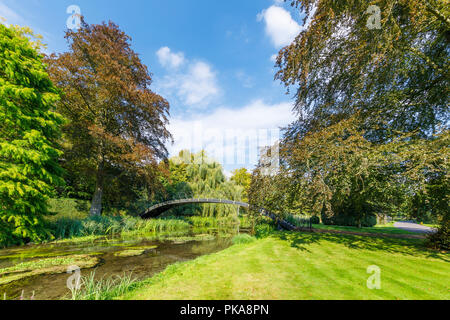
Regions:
[[223, 169, 233, 180], [258, 5, 301, 48], [156, 47, 220, 108], [168, 100, 294, 169], [178, 61, 220, 106], [156, 46, 186, 69]]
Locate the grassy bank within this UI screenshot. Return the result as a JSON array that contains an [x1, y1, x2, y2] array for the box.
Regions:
[[311, 223, 421, 235], [115, 232, 449, 300]]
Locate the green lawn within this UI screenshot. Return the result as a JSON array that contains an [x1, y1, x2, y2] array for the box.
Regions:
[[311, 223, 421, 235], [120, 232, 449, 300]]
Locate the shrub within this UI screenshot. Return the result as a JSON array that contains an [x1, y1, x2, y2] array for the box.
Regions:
[[321, 213, 377, 227], [0, 222, 21, 248], [239, 215, 252, 228], [286, 214, 311, 228], [310, 215, 320, 224], [426, 218, 449, 251], [255, 223, 275, 238], [232, 234, 256, 245], [47, 198, 89, 221]]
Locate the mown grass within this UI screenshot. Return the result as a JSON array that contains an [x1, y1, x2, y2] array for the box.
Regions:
[[117, 232, 449, 300], [311, 223, 421, 235]]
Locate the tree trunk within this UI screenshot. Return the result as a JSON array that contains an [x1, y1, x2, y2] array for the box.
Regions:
[[90, 166, 104, 216]]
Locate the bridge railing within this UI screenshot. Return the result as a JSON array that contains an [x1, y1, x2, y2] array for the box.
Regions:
[[142, 198, 312, 232]]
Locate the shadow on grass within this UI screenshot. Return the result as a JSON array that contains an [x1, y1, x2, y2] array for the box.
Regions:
[[272, 231, 449, 262], [312, 224, 422, 235]]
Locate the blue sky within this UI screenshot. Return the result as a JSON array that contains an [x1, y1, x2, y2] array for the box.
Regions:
[[1, 0, 306, 175]]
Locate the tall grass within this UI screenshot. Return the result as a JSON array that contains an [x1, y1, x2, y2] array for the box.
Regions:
[[187, 215, 251, 228], [69, 271, 138, 300], [49, 215, 191, 240], [188, 216, 219, 228]]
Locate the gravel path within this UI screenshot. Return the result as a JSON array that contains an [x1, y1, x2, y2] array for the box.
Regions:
[[393, 221, 437, 234]]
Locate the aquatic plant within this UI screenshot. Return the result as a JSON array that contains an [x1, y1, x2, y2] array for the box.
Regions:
[[0, 254, 101, 286], [188, 215, 251, 229], [70, 271, 138, 300], [48, 216, 190, 240]]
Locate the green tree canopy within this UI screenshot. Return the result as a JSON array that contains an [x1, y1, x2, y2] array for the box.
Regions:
[[0, 24, 65, 246], [230, 168, 251, 203]]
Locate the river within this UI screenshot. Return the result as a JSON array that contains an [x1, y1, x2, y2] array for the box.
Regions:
[[0, 229, 241, 300]]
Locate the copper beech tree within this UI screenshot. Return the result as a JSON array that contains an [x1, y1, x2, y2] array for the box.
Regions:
[[267, 0, 449, 247], [46, 20, 171, 215], [277, 0, 449, 140]]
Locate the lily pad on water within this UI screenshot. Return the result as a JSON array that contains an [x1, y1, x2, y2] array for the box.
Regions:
[[114, 249, 145, 257], [127, 245, 158, 250], [0, 254, 102, 286], [165, 234, 216, 243], [194, 234, 215, 241], [171, 240, 189, 244], [114, 249, 146, 257], [113, 246, 158, 257]]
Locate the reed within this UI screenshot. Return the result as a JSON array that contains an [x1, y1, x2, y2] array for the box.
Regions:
[[49, 216, 190, 240], [69, 271, 138, 300]]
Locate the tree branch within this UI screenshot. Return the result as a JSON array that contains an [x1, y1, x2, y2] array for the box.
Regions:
[[424, 0, 450, 28]]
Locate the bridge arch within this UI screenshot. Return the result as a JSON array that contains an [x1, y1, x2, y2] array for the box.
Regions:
[[140, 198, 300, 231]]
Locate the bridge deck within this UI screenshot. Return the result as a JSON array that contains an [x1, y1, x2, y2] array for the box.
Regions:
[[140, 198, 300, 231]]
